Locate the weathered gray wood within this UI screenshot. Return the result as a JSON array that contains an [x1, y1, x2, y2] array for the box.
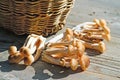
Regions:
[[0, 0, 120, 80]]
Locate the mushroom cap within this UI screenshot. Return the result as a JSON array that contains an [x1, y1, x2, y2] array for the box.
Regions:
[[76, 41, 85, 55], [70, 58, 78, 70], [66, 34, 72, 41], [103, 33, 111, 42], [79, 55, 90, 71], [93, 18, 100, 27], [100, 19, 110, 34], [66, 28, 73, 36], [99, 42, 106, 53], [99, 19, 107, 26], [68, 45, 74, 54], [8, 52, 24, 64], [24, 55, 34, 65], [9, 46, 17, 55], [20, 47, 31, 57]]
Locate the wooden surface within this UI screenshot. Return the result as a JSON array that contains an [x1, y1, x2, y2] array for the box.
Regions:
[[0, 0, 120, 80]]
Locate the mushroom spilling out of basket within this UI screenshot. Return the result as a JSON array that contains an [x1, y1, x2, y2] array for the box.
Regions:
[[8, 34, 46, 65], [8, 19, 111, 71]]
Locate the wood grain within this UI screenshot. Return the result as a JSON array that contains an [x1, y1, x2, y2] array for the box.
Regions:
[[0, 0, 120, 80]]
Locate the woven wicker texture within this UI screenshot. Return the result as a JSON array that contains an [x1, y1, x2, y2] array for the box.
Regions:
[[0, 0, 74, 36]]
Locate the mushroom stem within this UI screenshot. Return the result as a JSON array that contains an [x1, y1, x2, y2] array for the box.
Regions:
[[85, 33, 111, 42], [8, 52, 24, 64], [24, 55, 34, 66], [42, 54, 61, 66], [44, 47, 67, 54], [93, 18, 101, 27], [48, 42, 71, 47], [70, 58, 79, 70], [83, 41, 106, 53], [79, 54, 90, 71], [82, 29, 103, 33], [99, 19, 110, 34]]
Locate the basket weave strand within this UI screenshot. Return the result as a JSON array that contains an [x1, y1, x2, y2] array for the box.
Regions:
[[0, 0, 74, 36]]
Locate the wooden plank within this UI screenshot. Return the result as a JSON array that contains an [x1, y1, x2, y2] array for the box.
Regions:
[[0, 0, 120, 80]]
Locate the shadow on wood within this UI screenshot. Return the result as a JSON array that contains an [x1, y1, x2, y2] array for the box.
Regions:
[[32, 60, 83, 80], [0, 28, 27, 52], [85, 49, 102, 56], [0, 60, 26, 72]]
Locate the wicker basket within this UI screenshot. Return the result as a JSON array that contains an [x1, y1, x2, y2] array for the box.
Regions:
[[0, 0, 74, 36]]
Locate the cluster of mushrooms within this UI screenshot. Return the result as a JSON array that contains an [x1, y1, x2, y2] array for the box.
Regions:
[[8, 19, 111, 71], [8, 34, 46, 65], [74, 19, 111, 53]]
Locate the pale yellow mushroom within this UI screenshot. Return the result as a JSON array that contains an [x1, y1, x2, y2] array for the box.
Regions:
[[8, 51, 24, 64], [68, 45, 75, 54], [99, 19, 110, 34], [48, 42, 71, 48], [70, 58, 78, 70], [24, 36, 34, 48], [82, 29, 103, 33], [60, 58, 70, 67], [85, 33, 111, 42], [62, 28, 73, 41], [79, 55, 90, 71], [19, 47, 35, 65], [83, 41, 106, 53], [65, 28, 73, 37], [24, 55, 34, 66], [66, 34, 72, 41], [51, 53, 67, 58], [34, 48, 42, 61], [44, 47, 67, 55], [80, 35, 103, 43], [76, 41, 85, 55], [93, 18, 101, 27], [8, 46, 17, 55], [20, 47, 31, 57], [50, 46, 79, 58], [42, 54, 60, 65]]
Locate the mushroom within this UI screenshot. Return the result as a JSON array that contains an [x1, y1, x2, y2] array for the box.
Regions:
[[80, 32, 110, 42], [48, 42, 72, 48], [42, 37, 89, 71], [76, 41, 85, 55], [70, 58, 78, 70], [8, 46, 25, 64], [20, 47, 34, 65], [62, 28, 73, 41], [24, 55, 34, 66], [82, 29, 103, 33], [89, 33, 111, 41], [79, 54, 90, 71], [44, 47, 67, 55], [20, 47, 35, 65], [8, 34, 46, 65], [83, 41, 106, 53], [8, 46, 17, 55], [42, 54, 61, 65], [8, 51, 24, 64], [23, 34, 46, 65], [93, 18, 101, 27], [60, 58, 70, 67], [99, 19, 110, 34], [44, 46, 76, 58], [60, 56, 78, 68], [79, 19, 111, 42]]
